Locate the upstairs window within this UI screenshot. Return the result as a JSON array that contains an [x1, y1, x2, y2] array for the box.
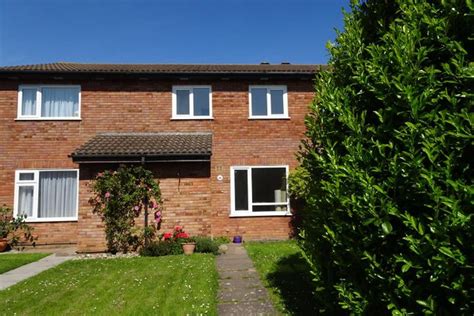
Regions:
[[18, 85, 81, 119], [172, 86, 212, 119], [231, 166, 290, 216], [14, 169, 79, 222], [249, 85, 288, 119]]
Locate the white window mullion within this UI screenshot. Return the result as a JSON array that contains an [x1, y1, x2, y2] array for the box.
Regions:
[[285, 166, 290, 208], [32, 170, 39, 218], [266, 88, 272, 115], [36, 88, 42, 118], [17, 89, 23, 118], [247, 168, 253, 213], [189, 88, 194, 117], [13, 172, 19, 217]]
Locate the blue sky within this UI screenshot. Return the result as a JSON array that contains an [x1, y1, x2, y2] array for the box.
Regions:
[[0, 0, 349, 66]]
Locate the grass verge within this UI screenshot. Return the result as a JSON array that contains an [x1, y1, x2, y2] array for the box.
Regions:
[[245, 240, 318, 315], [0, 254, 218, 315], [0, 253, 50, 274]]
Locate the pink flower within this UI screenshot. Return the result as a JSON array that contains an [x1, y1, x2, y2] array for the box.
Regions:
[[134, 205, 140, 211], [154, 210, 162, 223], [105, 192, 111, 198]]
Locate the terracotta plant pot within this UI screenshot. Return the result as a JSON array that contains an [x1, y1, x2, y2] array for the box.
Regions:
[[0, 238, 8, 252], [182, 242, 196, 255]]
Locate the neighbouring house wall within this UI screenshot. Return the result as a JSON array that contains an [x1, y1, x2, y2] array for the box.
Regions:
[[0, 78, 314, 252]]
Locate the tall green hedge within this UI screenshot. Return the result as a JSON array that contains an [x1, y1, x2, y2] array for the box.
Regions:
[[291, 0, 473, 314]]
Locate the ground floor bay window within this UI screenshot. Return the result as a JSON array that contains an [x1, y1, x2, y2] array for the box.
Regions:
[[230, 166, 290, 216], [14, 170, 79, 222]]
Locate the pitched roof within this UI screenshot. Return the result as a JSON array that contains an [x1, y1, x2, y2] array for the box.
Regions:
[[0, 62, 324, 75], [71, 132, 212, 163]]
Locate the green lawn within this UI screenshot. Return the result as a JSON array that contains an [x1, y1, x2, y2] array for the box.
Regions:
[[0, 253, 50, 274], [0, 254, 218, 315], [245, 241, 319, 315]]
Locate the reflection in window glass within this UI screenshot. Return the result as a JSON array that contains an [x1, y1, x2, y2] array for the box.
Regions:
[[176, 90, 190, 115], [193, 88, 210, 116], [270, 90, 284, 114], [19, 173, 34, 181], [234, 170, 248, 211], [251, 88, 267, 116], [252, 168, 286, 203]]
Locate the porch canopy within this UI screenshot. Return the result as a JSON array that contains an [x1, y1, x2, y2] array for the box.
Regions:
[[70, 132, 212, 163]]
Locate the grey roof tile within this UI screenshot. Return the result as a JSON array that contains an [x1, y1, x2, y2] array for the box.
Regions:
[[71, 132, 212, 162], [0, 62, 325, 75]]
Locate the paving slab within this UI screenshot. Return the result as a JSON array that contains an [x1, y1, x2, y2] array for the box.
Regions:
[[0, 254, 73, 290], [216, 243, 277, 315], [218, 301, 278, 316]]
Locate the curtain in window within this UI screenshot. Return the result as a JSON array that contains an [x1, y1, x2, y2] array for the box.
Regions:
[[38, 171, 77, 218], [41, 88, 79, 117], [18, 186, 34, 217], [21, 89, 37, 116]]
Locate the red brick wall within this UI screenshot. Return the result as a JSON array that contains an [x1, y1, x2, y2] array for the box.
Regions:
[[0, 78, 314, 252]]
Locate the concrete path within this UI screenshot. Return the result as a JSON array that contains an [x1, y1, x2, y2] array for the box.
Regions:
[[0, 254, 73, 290], [216, 243, 277, 315]]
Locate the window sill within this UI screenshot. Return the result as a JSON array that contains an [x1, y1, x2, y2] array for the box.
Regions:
[[15, 118, 82, 121], [171, 117, 214, 121], [24, 217, 78, 223], [229, 212, 291, 218], [248, 116, 290, 120]]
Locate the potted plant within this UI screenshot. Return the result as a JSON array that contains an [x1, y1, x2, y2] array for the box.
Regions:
[[233, 224, 243, 243], [162, 226, 196, 255], [181, 237, 196, 255], [0, 205, 36, 252]]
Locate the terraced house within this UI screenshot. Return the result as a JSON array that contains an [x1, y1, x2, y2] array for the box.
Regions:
[[0, 62, 321, 252]]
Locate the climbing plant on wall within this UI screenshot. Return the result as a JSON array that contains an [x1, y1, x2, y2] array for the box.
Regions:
[[90, 165, 162, 253]]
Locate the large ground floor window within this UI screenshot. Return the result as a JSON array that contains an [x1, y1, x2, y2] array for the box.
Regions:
[[230, 165, 290, 216], [14, 169, 79, 222]]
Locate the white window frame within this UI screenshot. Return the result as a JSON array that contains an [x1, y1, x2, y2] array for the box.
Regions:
[[17, 85, 81, 120], [248, 85, 289, 119], [13, 169, 79, 222], [171, 85, 213, 119], [230, 165, 290, 217]]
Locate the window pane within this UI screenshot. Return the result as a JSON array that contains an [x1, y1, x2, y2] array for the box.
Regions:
[[193, 88, 210, 116], [21, 89, 37, 116], [38, 171, 77, 218], [19, 173, 34, 181], [270, 90, 284, 115], [234, 170, 248, 211], [253, 205, 288, 212], [251, 168, 287, 203], [41, 87, 79, 117], [18, 186, 34, 217], [176, 90, 190, 115], [251, 88, 267, 116]]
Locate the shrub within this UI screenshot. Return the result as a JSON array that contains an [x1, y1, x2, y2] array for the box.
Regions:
[[291, 1, 473, 314], [89, 165, 162, 253], [194, 237, 219, 255], [139, 240, 183, 257], [213, 236, 231, 246], [0, 205, 36, 249]]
